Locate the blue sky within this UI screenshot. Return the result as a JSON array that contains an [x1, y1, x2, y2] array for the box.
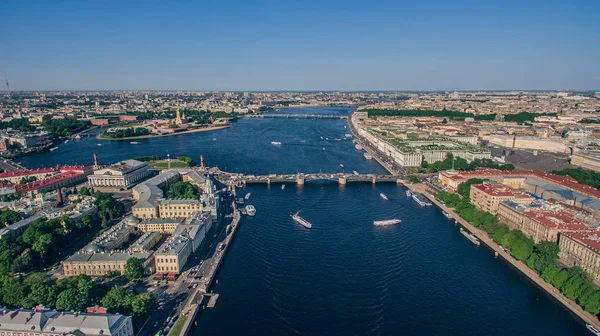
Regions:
[[1, 0, 599, 91]]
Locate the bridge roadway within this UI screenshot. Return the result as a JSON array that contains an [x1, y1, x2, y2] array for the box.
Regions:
[[211, 171, 401, 185], [241, 114, 347, 119]]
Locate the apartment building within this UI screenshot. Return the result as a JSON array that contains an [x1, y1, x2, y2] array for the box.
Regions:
[[470, 183, 534, 215], [559, 231, 600, 281]]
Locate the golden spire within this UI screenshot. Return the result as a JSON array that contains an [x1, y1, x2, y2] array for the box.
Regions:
[[175, 107, 182, 125]]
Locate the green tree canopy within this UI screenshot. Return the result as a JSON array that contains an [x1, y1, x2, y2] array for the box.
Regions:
[[124, 258, 145, 280]]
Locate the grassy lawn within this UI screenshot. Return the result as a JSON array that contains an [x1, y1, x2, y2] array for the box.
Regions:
[[148, 160, 190, 169], [168, 316, 187, 336]]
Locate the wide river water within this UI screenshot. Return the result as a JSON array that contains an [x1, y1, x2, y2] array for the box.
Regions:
[[20, 107, 587, 335]]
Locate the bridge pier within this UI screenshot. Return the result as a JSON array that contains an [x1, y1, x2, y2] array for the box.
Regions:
[[372, 177, 377, 184], [338, 175, 347, 185], [296, 174, 305, 185], [267, 177, 271, 185]]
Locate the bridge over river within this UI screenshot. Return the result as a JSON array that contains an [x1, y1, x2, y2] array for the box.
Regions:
[[208, 169, 401, 186], [241, 114, 347, 119]]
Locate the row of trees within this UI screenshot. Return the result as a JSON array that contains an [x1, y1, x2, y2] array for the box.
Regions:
[[0, 192, 123, 275], [364, 108, 473, 119], [0, 273, 155, 318], [167, 181, 199, 199], [553, 168, 600, 191], [421, 155, 515, 173], [101, 127, 149, 139], [503, 112, 557, 123], [436, 181, 600, 315], [134, 155, 162, 162]]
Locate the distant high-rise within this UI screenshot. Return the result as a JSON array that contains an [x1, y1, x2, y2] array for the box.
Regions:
[[4, 73, 10, 97]]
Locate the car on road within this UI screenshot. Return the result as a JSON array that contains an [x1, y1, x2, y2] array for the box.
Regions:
[[193, 283, 198, 289]]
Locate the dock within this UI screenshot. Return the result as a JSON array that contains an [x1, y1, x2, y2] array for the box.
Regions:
[[460, 228, 481, 245], [206, 294, 220, 308]]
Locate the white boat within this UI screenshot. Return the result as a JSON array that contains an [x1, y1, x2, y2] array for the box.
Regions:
[[374, 219, 401, 226], [320, 136, 323, 140], [271, 141, 282, 146], [245, 205, 256, 216], [49, 147, 58, 152], [212, 138, 217, 141], [344, 133, 352, 138], [322, 147, 326, 151], [355, 144, 363, 151], [64, 140, 69, 144], [292, 211, 312, 229], [353, 171, 359, 176], [130, 141, 139, 144], [380, 193, 388, 200], [340, 164, 344, 168], [281, 184, 286, 190], [587, 324, 600, 336], [325, 137, 329, 140], [412, 193, 429, 206], [97, 143, 102, 147], [344, 125, 347, 129], [364, 153, 372, 160], [244, 193, 251, 200], [75, 135, 81, 139], [442, 210, 453, 219], [406, 190, 412, 197]]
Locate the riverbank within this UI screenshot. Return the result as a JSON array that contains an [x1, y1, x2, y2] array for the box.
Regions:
[[96, 125, 230, 141], [404, 182, 600, 331]]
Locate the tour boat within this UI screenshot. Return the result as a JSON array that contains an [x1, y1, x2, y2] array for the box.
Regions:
[[49, 147, 58, 152], [364, 153, 372, 160], [373, 219, 401, 226], [586, 324, 600, 335], [130, 141, 139, 144], [380, 193, 388, 200], [355, 144, 363, 151], [271, 141, 282, 146], [406, 190, 412, 197], [244, 193, 251, 200], [281, 184, 286, 190], [442, 211, 453, 219], [292, 211, 312, 229], [245, 205, 256, 216]]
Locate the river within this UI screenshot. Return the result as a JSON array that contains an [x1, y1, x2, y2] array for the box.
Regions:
[[19, 107, 587, 335]]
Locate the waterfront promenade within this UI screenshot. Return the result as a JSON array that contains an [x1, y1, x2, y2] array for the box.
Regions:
[[405, 182, 600, 331], [174, 204, 242, 336]]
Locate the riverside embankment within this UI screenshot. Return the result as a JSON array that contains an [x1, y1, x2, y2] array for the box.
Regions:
[[405, 182, 600, 331]]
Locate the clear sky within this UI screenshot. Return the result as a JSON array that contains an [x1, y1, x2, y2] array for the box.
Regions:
[[1, 0, 599, 91]]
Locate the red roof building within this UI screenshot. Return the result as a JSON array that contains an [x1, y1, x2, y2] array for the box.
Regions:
[[521, 209, 589, 243]]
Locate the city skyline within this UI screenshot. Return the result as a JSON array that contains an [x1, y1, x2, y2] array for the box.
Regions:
[[1, 0, 599, 91]]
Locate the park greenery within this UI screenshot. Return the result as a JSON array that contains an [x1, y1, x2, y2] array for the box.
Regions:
[[167, 181, 198, 199], [43, 118, 91, 137], [0, 118, 36, 132], [553, 168, 600, 191], [0, 192, 123, 275], [101, 127, 149, 139], [579, 119, 600, 124], [0, 209, 21, 228], [436, 181, 600, 315], [177, 156, 193, 164], [421, 154, 515, 173], [0, 273, 155, 322]]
